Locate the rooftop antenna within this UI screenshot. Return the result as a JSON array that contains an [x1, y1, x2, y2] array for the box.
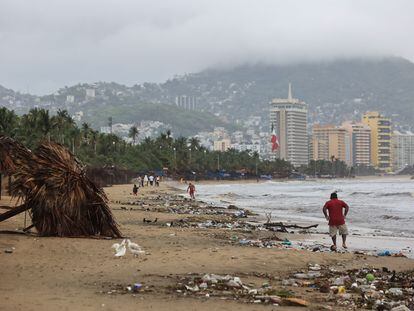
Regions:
[[288, 83, 293, 101]]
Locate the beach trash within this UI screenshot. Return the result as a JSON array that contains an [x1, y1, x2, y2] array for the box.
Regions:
[[366, 273, 375, 282], [282, 238, 292, 246], [133, 283, 142, 292], [308, 264, 321, 271], [378, 250, 391, 256], [387, 288, 403, 296], [185, 284, 200, 292], [294, 272, 321, 279], [199, 282, 208, 289], [338, 286, 346, 294], [391, 305, 410, 311], [282, 297, 309, 307], [282, 279, 298, 286]]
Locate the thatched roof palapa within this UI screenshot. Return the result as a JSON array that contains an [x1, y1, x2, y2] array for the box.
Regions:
[[0, 135, 122, 238], [0, 135, 32, 175]]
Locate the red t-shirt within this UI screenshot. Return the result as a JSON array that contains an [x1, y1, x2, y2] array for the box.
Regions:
[[323, 199, 348, 226]]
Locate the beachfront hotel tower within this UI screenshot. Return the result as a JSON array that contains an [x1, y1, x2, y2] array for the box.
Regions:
[[362, 111, 392, 171], [392, 131, 414, 171], [341, 122, 371, 166], [312, 125, 348, 164], [269, 84, 308, 167]]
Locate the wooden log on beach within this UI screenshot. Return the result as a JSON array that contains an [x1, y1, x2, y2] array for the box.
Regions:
[[0, 204, 30, 223], [0, 205, 14, 210], [264, 222, 318, 230]]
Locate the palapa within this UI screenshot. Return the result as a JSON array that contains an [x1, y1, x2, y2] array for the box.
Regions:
[[0, 135, 122, 237]]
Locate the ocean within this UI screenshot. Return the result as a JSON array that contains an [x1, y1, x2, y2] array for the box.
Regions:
[[195, 177, 414, 238]]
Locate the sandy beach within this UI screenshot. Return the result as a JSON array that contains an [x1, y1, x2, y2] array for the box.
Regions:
[[1, 181, 413, 310]]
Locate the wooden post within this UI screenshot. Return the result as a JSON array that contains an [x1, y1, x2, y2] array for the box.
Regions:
[[8, 175, 11, 195]]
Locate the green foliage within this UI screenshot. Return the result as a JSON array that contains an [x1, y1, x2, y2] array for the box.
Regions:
[[81, 102, 234, 137], [0, 107, 292, 177]]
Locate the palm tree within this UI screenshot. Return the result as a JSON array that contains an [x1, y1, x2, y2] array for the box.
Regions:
[[0, 107, 18, 137], [90, 130, 98, 155], [38, 109, 53, 141], [52, 109, 75, 144], [129, 126, 139, 145], [188, 137, 200, 150], [81, 123, 91, 144]]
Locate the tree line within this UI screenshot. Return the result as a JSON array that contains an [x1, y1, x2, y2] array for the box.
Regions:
[[0, 107, 368, 178]]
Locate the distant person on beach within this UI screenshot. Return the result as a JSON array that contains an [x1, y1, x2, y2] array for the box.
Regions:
[[187, 182, 196, 199], [155, 176, 160, 187], [144, 174, 149, 187], [140, 176, 144, 187], [132, 184, 138, 196], [149, 175, 154, 186], [137, 176, 142, 187], [323, 192, 349, 250]]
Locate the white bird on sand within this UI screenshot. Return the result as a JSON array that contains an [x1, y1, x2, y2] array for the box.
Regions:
[[127, 239, 145, 256], [112, 239, 127, 257]]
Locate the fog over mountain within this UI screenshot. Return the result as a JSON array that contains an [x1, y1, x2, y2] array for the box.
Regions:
[[1, 0, 414, 94]]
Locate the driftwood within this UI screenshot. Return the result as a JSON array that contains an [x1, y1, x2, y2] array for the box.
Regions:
[[0, 204, 29, 222], [264, 222, 318, 230], [0, 230, 36, 236], [0, 205, 14, 210]]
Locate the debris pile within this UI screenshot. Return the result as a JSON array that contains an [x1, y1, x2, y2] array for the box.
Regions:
[[174, 273, 308, 307], [114, 196, 254, 217], [283, 264, 414, 310]]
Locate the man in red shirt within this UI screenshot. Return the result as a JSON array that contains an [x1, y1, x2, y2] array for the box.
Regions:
[[322, 192, 349, 250]]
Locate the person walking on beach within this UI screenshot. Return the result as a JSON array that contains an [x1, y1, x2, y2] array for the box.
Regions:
[[149, 174, 154, 186], [144, 174, 149, 187], [132, 184, 138, 196], [322, 192, 349, 250], [187, 182, 196, 200]]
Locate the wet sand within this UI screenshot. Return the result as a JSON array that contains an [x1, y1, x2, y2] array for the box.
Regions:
[[1, 182, 413, 310]]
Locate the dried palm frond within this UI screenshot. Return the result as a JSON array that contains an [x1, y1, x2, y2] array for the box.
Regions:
[[0, 135, 31, 174], [1, 135, 121, 238]]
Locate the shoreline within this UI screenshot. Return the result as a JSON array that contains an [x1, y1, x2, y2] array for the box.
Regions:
[[1, 181, 413, 310], [171, 180, 414, 258]]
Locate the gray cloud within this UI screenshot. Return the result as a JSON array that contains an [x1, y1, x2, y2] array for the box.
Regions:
[[0, 0, 413, 94]]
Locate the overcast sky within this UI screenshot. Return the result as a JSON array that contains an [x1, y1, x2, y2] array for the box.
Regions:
[[1, 0, 413, 94]]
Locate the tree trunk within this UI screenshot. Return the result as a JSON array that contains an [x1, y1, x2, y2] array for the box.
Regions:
[[0, 204, 30, 223]]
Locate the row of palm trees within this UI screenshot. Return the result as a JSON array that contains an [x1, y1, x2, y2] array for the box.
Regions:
[[1, 107, 356, 177], [0, 107, 294, 176]]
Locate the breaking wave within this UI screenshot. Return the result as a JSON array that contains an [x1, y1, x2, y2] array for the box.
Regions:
[[379, 192, 413, 198]]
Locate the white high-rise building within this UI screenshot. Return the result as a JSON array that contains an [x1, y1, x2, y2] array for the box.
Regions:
[[392, 131, 414, 171], [269, 84, 308, 166]]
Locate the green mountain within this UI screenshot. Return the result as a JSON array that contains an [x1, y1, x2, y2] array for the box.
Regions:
[[81, 101, 231, 137], [161, 57, 414, 128], [1, 57, 414, 134]]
